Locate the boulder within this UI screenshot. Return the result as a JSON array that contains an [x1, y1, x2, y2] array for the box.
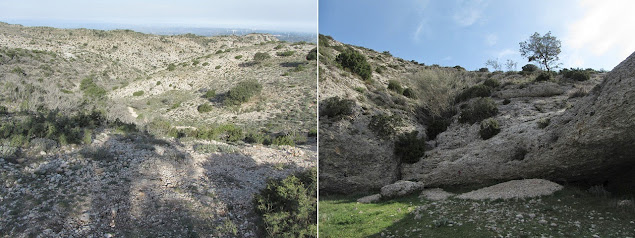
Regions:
[[380, 180, 424, 198], [357, 194, 382, 203]]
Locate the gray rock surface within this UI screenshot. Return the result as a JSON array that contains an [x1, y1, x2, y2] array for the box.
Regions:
[[380, 180, 424, 198], [456, 179, 563, 200], [404, 51, 635, 188], [357, 194, 382, 203]]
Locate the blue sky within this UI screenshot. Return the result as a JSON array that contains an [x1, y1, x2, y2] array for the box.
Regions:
[[0, 0, 317, 33], [320, 0, 635, 71]]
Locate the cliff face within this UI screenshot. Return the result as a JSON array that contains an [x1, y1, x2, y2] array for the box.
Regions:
[[403, 51, 635, 190], [320, 36, 634, 194]]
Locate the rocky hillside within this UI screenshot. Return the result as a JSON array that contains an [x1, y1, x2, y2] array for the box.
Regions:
[[0, 23, 316, 237], [318, 35, 629, 195]]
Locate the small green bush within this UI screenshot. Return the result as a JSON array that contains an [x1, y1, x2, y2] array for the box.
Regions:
[[274, 44, 284, 50], [319, 34, 331, 48], [254, 168, 317, 237], [454, 65, 466, 71], [276, 51, 295, 57], [479, 118, 500, 140], [459, 97, 498, 124], [202, 62, 209, 66], [215, 65, 222, 69], [455, 84, 492, 103], [320, 96, 354, 120], [203, 90, 216, 99], [502, 98, 511, 105], [387, 80, 403, 94], [394, 131, 425, 164], [0, 105, 7, 114], [537, 118, 551, 129], [235, 55, 243, 60], [224, 80, 263, 106], [80, 77, 106, 98], [425, 109, 456, 141], [479, 68, 489, 72], [535, 72, 552, 82], [561, 68, 590, 81], [197, 103, 214, 113], [308, 128, 317, 137], [254, 52, 271, 62], [156, 81, 161, 86], [306, 48, 317, 61], [522, 64, 539, 72], [368, 113, 400, 139], [402, 88, 417, 99], [167, 63, 176, 71], [272, 135, 295, 146], [132, 91, 144, 96], [336, 49, 372, 80], [483, 78, 500, 88]]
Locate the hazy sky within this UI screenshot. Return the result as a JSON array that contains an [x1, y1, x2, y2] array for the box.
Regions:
[[0, 0, 317, 33], [320, 0, 635, 71]]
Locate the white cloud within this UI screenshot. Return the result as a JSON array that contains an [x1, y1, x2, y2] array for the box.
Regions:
[[496, 49, 516, 59], [453, 0, 488, 27], [565, 0, 635, 68], [485, 33, 498, 46]]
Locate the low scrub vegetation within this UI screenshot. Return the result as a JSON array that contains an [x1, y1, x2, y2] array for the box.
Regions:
[[459, 98, 498, 124], [132, 90, 144, 96], [197, 103, 214, 113], [388, 80, 404, 94], [320, 96, 354, 120], [254, 168, 317, 237], [561, 68, 591, 81], [306, 48, 317, 61], [368, 113, 400, 139], [253, 52, 271, 62], [535, 72, 553, 82], [276, 51, 295, 57], [455, 85, 492, 103], [336, 48, 372, 81], [479, 118, 501, 140], [80, 77, 106, 98], [394, 131, 426, 164], [224, 80, 263, 106]]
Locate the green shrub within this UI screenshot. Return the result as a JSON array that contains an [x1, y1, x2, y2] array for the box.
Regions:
[[167, 63, 176, 71], [215, 50, 223, 54], [202, 62, 209, 66], [454, 65, 466, 71], [537, 118, 551, 129], [254, 168, 317, 238], [235, 55, 243, 60], [394, 131, 425, 164], [215, 65, 222, 69], [387, 80, 403, 94], [483, 78, 500, 88], [402, 88, 417, 99], [132, 91, 144, 96], [80, 77, 106, 98], [83, 129, 92, 145], [336, 49, 372, 80], [479, 118, 500, 140], [368, 113, 400, 139], [478, 68, 489, 72], [502, 99, 511, 105], [561, 68, 590, 81], [276, 51, 295, 57], [156, 81, 161, 86], [522, 64, 539, 72], [306, 48, 317, 61], [455, 84, 492, 103], [272, 135, 295, 146], [224, 80, 263, 106], [319, 34, 331, 48], [0, 105, 7, 114], [308, 128, 317, 137], [535, 72, 552, 81], [320, 96, 354, 120], [274, 44, 284, 50], [197, 103, 214, 113], [459, 97, 498, 124], [245, 131, 272, 145], [425, 109, 455, 141], [254, 52, 271, 62], [204, 90, 216, 99]]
